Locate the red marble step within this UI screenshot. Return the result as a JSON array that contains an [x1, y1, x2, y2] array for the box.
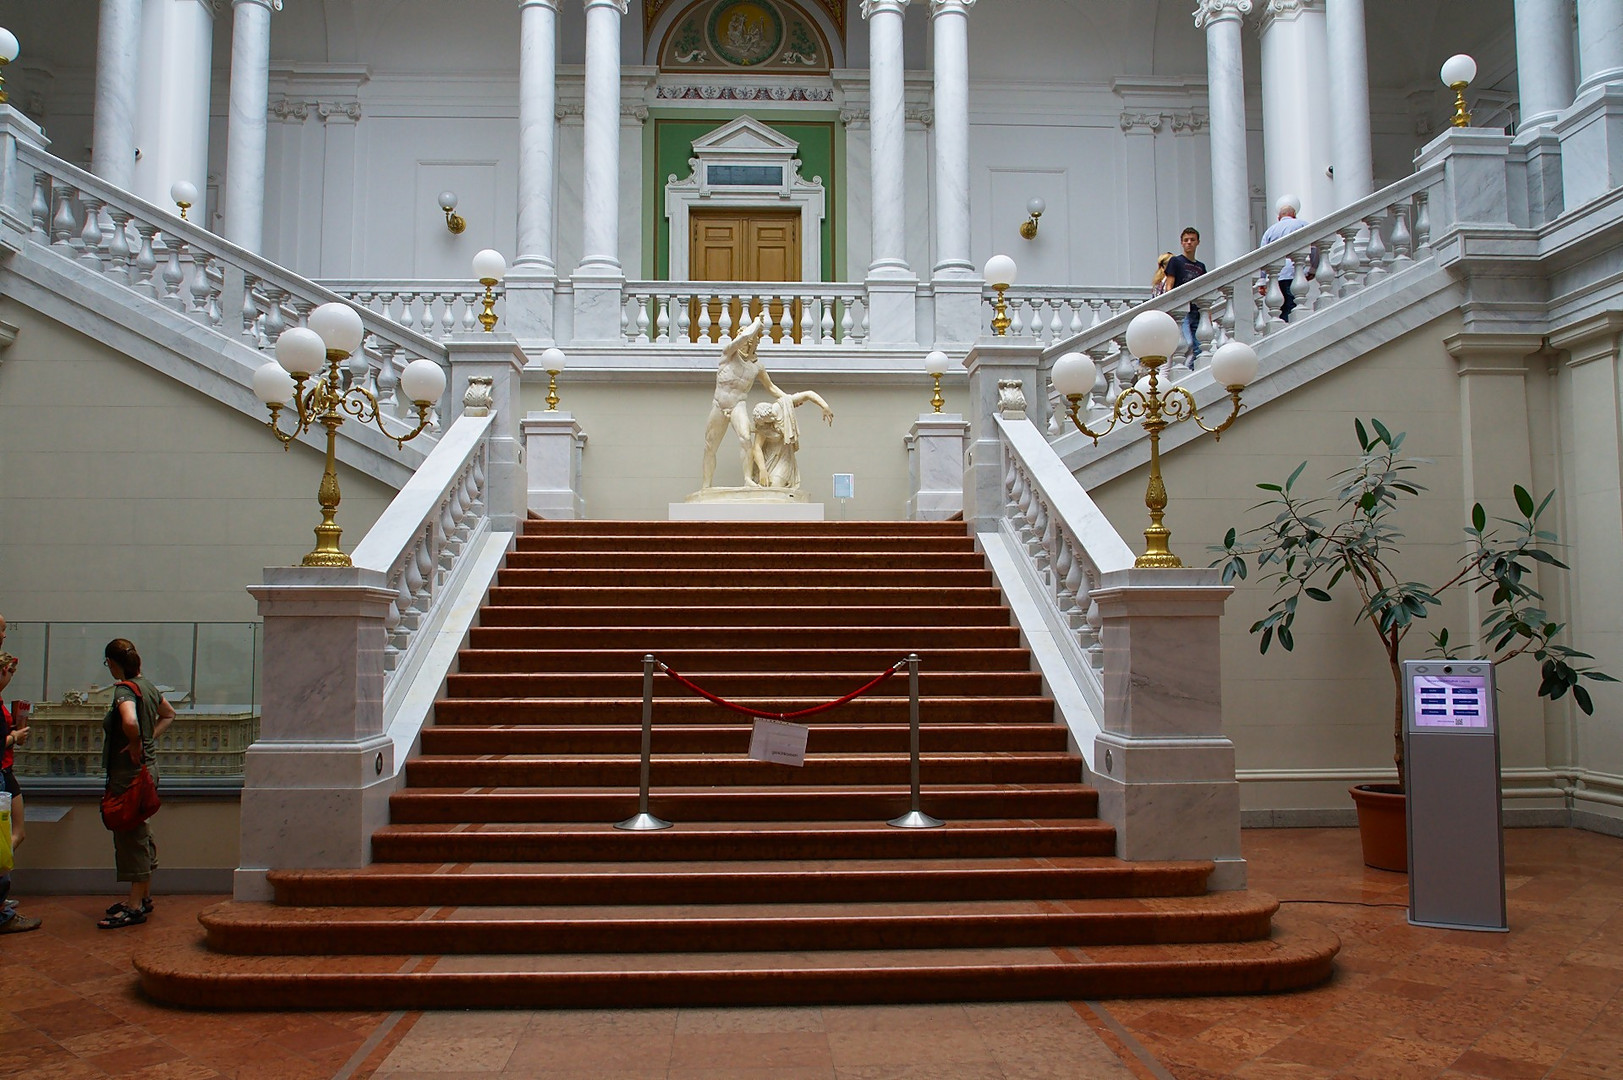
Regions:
[[514, 534, 976, 553], [441, 670, 1044, 699], [453, 647, 1036, 674], [475, 605, 1017, 627], [368, 819, 1114, 864], [134, 921, 1340, 1009], [266, 857, 1215, 907], [198, 892, 1280, 957], [418, 723, 1070, 756], [495, 567, 996, 588], [465, 626, 1026, 650], [504, 550, 989, 570], [521, 520, 970, 537], [484, 586, 1007, 608], [401, 752, 1084, 788], [430, 696, 1057, 725], [386, 784, 1098, 824]]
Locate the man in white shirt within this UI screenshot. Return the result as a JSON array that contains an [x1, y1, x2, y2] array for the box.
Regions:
[[1259, 195, 1313, 322]]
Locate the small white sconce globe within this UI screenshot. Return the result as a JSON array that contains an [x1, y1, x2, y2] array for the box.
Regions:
[[1439, 53, 1477, 88], [1209, 341, 1260, 388], [0, 27, 20, 63], [472, 248, 507, 285], [399, 358, 447, 406], [923, 350, 951, 377], [1125, 309, 1182, 361], [1026, 197, 1046, 218], [252, 362, 296, 405], [308, 302, 365, 357], [437, 190, 458, 213], [169, 179, 198, 214], [1050, 352, 1097, 399], [541, 346, 567, 373], [274, 326, 325, 377], [983, 253, 1017, 289]]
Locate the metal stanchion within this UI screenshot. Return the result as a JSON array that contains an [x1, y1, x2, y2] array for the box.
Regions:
[[888, 653, 943, 828], [615, 654, 672, 831]]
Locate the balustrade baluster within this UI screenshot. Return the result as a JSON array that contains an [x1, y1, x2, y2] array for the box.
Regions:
[[202, 259, 224, 326], [50, 183, 78, 247], [1313, 241, 1336, 309], [1088, 299, 1105, 328], [718, 296, 735, 343], [159, 238, 187, 309], [1291, 245, 1315, 317], [840, 297, 857, 345], [859, 298, 870, 344], [1262, 264, 1285, 331], [817, 300, 832, 344], [1062, 538, 1087, 629], [104, 209, 133, 285], [29, 173, 50, 240], [1068, 300, 1085, 337], [1195, 296, 1216, 362], [1049, 301, 1064, 344], [1336, 225, 1364, 298], [260, 286, 287, 341], [1351, 222, 1370, 268], [375, 341, 401, 409], [1389, 204, 1413, 267], [1412, 191, 1432, 257], [1363, 212, 1389, 282], [697, 299, 713, 343], [635, 295, 651, 343], [375, 291, 397, 324], [131, 222, 159, 298], [383, 590, 403, 673], [1009, 299, 1027, 340], [417, 294, 437, 338], [1086, 344, 1112, 411], [652, 295, 669, 343], [800, 298, 815, 345], [439, 294, 456, 338], [240, 275, 263, 344], [1212, 288, 1235, 348], [676, 294, 692, 342], [76, 196, 105, 269], [777, 294, 793, 344]]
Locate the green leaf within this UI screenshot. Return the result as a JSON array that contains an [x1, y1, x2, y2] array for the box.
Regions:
[[1286, 461, 1308, 492], [1575, 684, 1594, 714], [1305, 587, 1333, 602], [1224, 527, 1236, 548], [1260, 626, 1274, 654], [1372, 418, 1393, 444], [1257, 483, 1283, 493], [1472, 504, 1486, 532], [1536, 489, 1555, 518], [1514, 485, 1535, 517], [1354, 418, 1370, 450]]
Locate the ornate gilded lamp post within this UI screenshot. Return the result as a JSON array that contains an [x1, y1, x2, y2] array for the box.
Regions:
[[540, 347, 567, 411], [251, 302, 447, 567], [1440, 53, 1476, 128], [1050, 309, 1258, 568], [473, 248, 507, 332], [923, 350, 952, 413], [983, 254, 1016, 336], [0, 28, 20, 104]]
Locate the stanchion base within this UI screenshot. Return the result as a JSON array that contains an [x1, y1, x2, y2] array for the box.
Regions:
[[887, 810, 945, 829], [615, 812, 673, 831]]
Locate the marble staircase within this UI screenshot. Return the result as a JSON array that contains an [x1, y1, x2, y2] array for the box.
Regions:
[[133, 519, 1337, 1008]]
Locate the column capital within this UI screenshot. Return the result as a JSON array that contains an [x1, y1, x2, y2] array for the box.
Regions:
[[1444, 332, 1545, 375], [1194, 0, 1253, 29], [583, 0, 628, 12], [861, 0, 910, 18], [1257, 0, 1320, 30], [929, 0, 975, 15], [231, 0, 282, 10], [521, 0, 561, 8]]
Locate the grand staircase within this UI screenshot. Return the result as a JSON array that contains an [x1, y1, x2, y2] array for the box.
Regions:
[[135, 520, 1337, 1008]]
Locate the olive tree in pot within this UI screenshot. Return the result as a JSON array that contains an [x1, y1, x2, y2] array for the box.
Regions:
[[1212, 419, 1613, 871]]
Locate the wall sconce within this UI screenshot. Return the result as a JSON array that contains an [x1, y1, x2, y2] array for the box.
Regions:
[[170, 180, 198, 221], [541, 347, 567, 411], [983, 254, 1017, 336], [923, 350, 953, 413], [472, 248, 506, 332], [1050, 311, 1258, 568], [1440, 53, 1476, 128], [1019, 197, 1046, 240], [439, 190, 466, 234], [0, 28, 19, 105]]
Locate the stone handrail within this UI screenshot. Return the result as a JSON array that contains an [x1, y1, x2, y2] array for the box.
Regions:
[[983, 285, 1154, 347], [351, 408, 493, 708], [12, 141, 449, 442], [320, 279, 492, 341], [622, 280, 870, 347], [1037, 162, 1448, 422]]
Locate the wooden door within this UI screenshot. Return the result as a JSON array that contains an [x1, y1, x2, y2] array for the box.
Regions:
[[689, 210, 802, 342]]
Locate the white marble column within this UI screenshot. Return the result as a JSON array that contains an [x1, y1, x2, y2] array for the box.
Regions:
[[862, 0, 917, 345], [131, 0, 217, 212], [92, 0, 142, 191], [1516, 0, 1578, 128], [1196, 0, 1253, 265], [578, 0, 625, 274], [929, 0, 977, 345], [1258, 0, 1334, 219], [1577, 0, 1623, 94], [517, 0, 560, 273], [224, 0, 278, 252], [1324, 0, 1373, 206]]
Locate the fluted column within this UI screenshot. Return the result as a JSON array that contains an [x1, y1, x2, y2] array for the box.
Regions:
[[1258, 0, 1333, 219], [131, 0, 217, 212], [517, 0, 560, 273], [1515, 0, 1577, 129], [1196, 0, 1253, 266], [91, 0, 142, 190], [578, 0, 626, 274], [1577, 0, 1623, 94], [1325, 0, 1373, 205], [929, 0, 979, 345], [224, 0, 278, 252]]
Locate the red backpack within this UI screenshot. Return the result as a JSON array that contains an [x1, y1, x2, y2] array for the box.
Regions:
[[99, 680, 161, 832]]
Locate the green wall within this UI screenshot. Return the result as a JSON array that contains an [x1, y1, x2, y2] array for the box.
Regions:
[[645, 111, 843, 281]]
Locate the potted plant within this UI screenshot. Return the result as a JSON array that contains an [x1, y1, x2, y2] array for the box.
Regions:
[[1213, 419, 1614, 871]]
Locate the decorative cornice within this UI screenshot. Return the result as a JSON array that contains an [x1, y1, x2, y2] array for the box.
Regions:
[[861, 0, 911, 18], [656, 85, 835, 102], [1193, 0, 1253, 29], [1119, 111, 1163, 133], [270, 97, 361, 123]]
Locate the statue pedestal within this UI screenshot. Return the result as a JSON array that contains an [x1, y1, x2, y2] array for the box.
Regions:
[[670, 488, 826, 521]]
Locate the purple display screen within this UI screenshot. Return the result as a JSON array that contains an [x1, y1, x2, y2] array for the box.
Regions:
[[1412, 674, 1491, 729]]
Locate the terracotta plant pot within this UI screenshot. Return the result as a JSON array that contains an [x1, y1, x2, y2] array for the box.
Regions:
[[1348, 783, 1407, 872]]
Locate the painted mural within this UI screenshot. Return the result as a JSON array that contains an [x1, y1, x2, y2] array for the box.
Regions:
[[660, 0, 833, 75]]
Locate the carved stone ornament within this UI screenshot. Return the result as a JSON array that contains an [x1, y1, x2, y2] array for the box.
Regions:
[[1193, 0, 1253, 28], [1119, 111, 1164, 133], [463, 376, 495, 417], [1171, 110, 1209, 133], [997, 379, 1028, 420]]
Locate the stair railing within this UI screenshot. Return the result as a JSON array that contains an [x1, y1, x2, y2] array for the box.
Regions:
[[5, 136, 450, 442], [1035, 162, 1447, 439]]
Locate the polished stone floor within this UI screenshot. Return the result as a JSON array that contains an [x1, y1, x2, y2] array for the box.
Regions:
[[0, 826, 1620, 1079]]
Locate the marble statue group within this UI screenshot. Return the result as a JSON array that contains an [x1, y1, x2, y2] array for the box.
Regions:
[[698, 315, 833, 498]]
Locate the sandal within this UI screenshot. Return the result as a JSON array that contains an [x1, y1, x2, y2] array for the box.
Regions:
[[105, 898, 153, 916], [97, 904, 147, 929]]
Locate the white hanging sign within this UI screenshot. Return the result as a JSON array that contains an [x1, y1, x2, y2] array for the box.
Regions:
[[748, 719, 810, 767]]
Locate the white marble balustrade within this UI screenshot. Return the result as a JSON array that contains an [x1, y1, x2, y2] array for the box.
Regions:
[[320, 280, 492, 341], [14, 141, 450, 444], [621, 282, 871, 347], [987, 287, 1155, 347]]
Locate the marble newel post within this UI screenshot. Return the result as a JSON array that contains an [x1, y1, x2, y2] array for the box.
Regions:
[[91, 0, 141, 190], [446, 337, 528, 532], [131, 0, 217, 211], [1324, 0, 1373, 206], [1196, 0, 1254, 266], [572, 0, 629, 343], [906, 413, 969, 520], [508, 0, 562, 345], [1552, 0, 1623, 208], [930, 0, 979, 347], [959, 340, 1043, 532], [522, 412, 589, 519], [1092, 570, 1245, 891], [223, 0, 279, 252], [862, 0, 918, 346], [1258, 0, 1333, 218]]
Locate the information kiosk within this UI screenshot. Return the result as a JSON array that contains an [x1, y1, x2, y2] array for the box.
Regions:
[[1402, 660, 1508, 932]]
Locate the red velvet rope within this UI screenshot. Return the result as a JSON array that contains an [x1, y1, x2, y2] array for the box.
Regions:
[[659, 662, 903, 721]]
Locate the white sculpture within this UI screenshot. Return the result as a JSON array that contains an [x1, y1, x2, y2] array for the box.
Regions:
[[696, 316, 833, 498]]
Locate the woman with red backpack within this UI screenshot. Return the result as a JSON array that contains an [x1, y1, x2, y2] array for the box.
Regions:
[[98, 638, 174, 930]]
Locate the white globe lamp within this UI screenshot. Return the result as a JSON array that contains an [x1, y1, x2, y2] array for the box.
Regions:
[[274, 326, 325, 378], [1210, 341, 1259, 389], [1125, 309, 1182, 363], [399, 358, 446, 406], [308, 302, 365, 358], [541, 347, 567, 411]]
